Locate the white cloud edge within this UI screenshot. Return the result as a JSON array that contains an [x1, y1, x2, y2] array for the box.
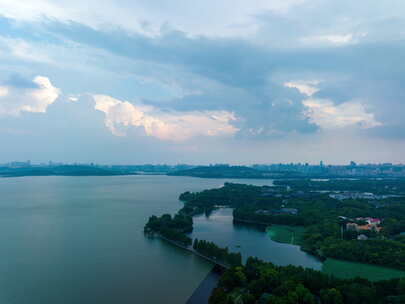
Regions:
[[0, 75, 60, 116], [302, 98, 382, 129], [93, 94, 239, 141], [284, 80, 320, 96]]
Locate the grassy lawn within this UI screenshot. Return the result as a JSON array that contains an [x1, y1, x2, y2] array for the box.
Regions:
[[266, 225, 305, 246], [322, 258, 405, 281]]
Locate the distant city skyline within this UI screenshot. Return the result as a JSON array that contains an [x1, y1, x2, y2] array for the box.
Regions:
[[3, 160, 405, 178], [1, 1, 405, 163], [1, 160, 403, 167]]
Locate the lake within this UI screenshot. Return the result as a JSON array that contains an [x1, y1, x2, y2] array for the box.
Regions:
[[0, 175, 320, 304], [191, 208, 321, 269]]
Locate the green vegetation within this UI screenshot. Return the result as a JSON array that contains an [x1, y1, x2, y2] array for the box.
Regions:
[[179, 183, 264, 215], [274, 178, 405, 195], [234, 206, 311, 226], [180, 181, 405, 271], [209, 256, 405, 304], [193, 239, 242, 267], [323, 258, 405, 282], [266, 225, 305, 245], [316, 239, 405, 271], [144, 213, 193, 246], [145, 179, 405, 301]]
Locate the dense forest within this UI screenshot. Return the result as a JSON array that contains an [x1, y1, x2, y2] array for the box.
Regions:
[[179, 183, 264, 215], [179, 183, 262, 204], [144, 213, 193, 246], [209, 257, 405, 304], [273, 179, 405, 195], [193, 239, 242, 267]]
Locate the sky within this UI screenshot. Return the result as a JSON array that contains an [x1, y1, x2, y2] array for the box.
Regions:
[[0, 0, 405, 165]]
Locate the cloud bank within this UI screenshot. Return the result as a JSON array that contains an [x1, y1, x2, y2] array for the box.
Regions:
[[93, 95, 238, 141]]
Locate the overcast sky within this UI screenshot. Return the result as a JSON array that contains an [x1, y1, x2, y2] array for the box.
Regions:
[[0, 0, 405, 165]]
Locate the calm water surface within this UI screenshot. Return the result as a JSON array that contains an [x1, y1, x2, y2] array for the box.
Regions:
[[0, 175, 320, 304]]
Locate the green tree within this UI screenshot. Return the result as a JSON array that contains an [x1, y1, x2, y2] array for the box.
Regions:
[[320, 288, 343, 304]]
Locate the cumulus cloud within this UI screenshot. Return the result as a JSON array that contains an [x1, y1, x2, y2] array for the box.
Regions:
[[0, 76, 60, 116], [68, 95, 79, 102], [302, 98, 381, 129], [284, 81, 320, 96], [93, 94, 238, 141]]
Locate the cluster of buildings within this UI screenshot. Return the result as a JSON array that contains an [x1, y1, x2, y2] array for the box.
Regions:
[[0, 161, 195, 173], [252, 162, 405, 177], [261, 186, 311, 199], [3, 160, 405, 177], [1, 160, 32, 168], [345, 217, 382, 234], [276, 208, 298, 215], [329, 192, 396, 201], [255, 208, 299, 216]]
